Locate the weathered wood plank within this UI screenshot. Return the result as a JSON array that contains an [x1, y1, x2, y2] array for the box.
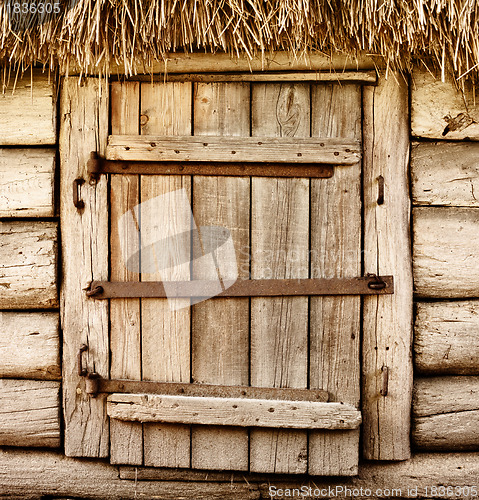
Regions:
[[0, 69, 56, 145], [413, 377, 479, 450], [0, 379, 60, 447], [0, 312, 60, 380], [0, 148, 55, 217], [250, 83, 310, 474], [108, 394, 361, 429], [0, 449, 260, 500], [106, 135, 360, 165], [411, 142, 479, 207], [413, 207, 479, 298], [415, 301, 479, 375], [0, 221, 58, 309], [69, 51, 376, 75], [308, 83, 362, 476], [363, 73, 413, 460], [140, 82, 192, 468], [191, 82, 250, 470], [109, 81, 143, 465], [60, 77, 109, 457], [412, 67, 479, 140]]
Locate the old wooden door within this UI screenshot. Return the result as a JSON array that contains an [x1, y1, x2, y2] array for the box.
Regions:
[[61, 77, 365, 475]]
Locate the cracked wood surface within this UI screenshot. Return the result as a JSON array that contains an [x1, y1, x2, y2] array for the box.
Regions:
[[60, 77, 110, 457], [413, 377, 479, 450], [0, 221, 57, 309], [362, 73, 413, 460]]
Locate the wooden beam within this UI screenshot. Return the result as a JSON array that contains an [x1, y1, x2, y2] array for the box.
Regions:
[[0, 221, 58, 309], [411, 142, 479, 207], [60, 77, 110, 457], [362, 73, 413, 460], [0, 312, 60, 380], [0, 148, 55, 217], [415, 301, 479, 375], [413, 377, 479, 450], [411, 66, 479, 140], [0, 69, 56, 145], [106, 135, 361, 165], [413, 207, 479, 298], [108, 394, 361, 429], [67, 51, 377, 76], [120, 71, 377, 83], [0, 379, 60, 447]]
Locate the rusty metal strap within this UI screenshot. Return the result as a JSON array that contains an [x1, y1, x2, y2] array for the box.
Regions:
[[86, 276, 394, 299], [83, 373, 328, 402], [88, 156, 333, 179]]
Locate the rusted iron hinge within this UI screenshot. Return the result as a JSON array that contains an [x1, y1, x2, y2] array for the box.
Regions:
[[84, 276, 393, 299]]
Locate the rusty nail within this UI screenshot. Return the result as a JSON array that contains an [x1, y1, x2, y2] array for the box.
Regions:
[[78, 344, 88, 376], [377, 175, 384, 205], [380, 365, 389, 396], [73, 178, 85, 210]]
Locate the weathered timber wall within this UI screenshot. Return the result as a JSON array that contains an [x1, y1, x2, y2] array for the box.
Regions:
[[411, 66, 479, 454], [0, 70, 61, 453]]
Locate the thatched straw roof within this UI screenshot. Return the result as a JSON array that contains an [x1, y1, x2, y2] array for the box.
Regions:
[[1, 0, 478, 80]]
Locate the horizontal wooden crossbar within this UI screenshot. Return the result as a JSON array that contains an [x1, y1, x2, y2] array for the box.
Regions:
[[87, 158, 334, 178], [86, 276, 394, 299], [106, 136, 361, 165], [107, 393, 361, 430]]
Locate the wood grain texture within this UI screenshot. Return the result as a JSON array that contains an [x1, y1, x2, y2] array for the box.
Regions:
[[109, 81, 143, 465], [0, 69, 56, 145], [411, 142, 479, 207], [0, 379, 60, 447], [413, 207, 479, 298], [250, 83, 310, 474], [59, 77, 110, 457], [0, 148, 55, 217], [411, 67, 479, 140], [415, 301, 479, 375], [0, 221, 57, 309], [108, 394, 361, 429], [191, 82, 250, 471], [413, 377, 479, 450], [140, 82, 192, 468], [0, 312, 60, 380], [308, 83, 362, 476], [363, 73, 413, 460], [107, 135, 360, 165]]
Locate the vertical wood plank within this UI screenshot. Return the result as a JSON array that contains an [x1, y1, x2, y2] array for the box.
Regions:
[[363, 73, 413, 460], [60, 77, 109, 457], [140, 82, 192, 467], [110, 81, 143, 465], [191, 82, 250, 470], [250, 83, 310, 474], [308, 84, 362, 476]]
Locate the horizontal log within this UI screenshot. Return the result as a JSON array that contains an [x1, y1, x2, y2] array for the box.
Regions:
[[0, 312, 60, 379], [0, 148, 55, 217], [413, 207, 479, 298], [1, 449, 479, 498], [413, 377, 479, 451], [125, 71, 377, 83], [415, 301, 479, 374], [411, 67, 479, 140], [0, 379, 60, 447], [69, 51, 377, 75], [108, 394, 361, 429], [0, 70, 56, 145], [0, 221, 58, 309], [106, 135, 361, 165], [411, 142, 479, 207]]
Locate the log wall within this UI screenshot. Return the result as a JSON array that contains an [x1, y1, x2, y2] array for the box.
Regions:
[[0, 69, 60, 451], [411, 66, 479, 453]]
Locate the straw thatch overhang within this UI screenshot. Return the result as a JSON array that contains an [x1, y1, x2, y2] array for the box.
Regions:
[[1, 0, 478, 81]]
